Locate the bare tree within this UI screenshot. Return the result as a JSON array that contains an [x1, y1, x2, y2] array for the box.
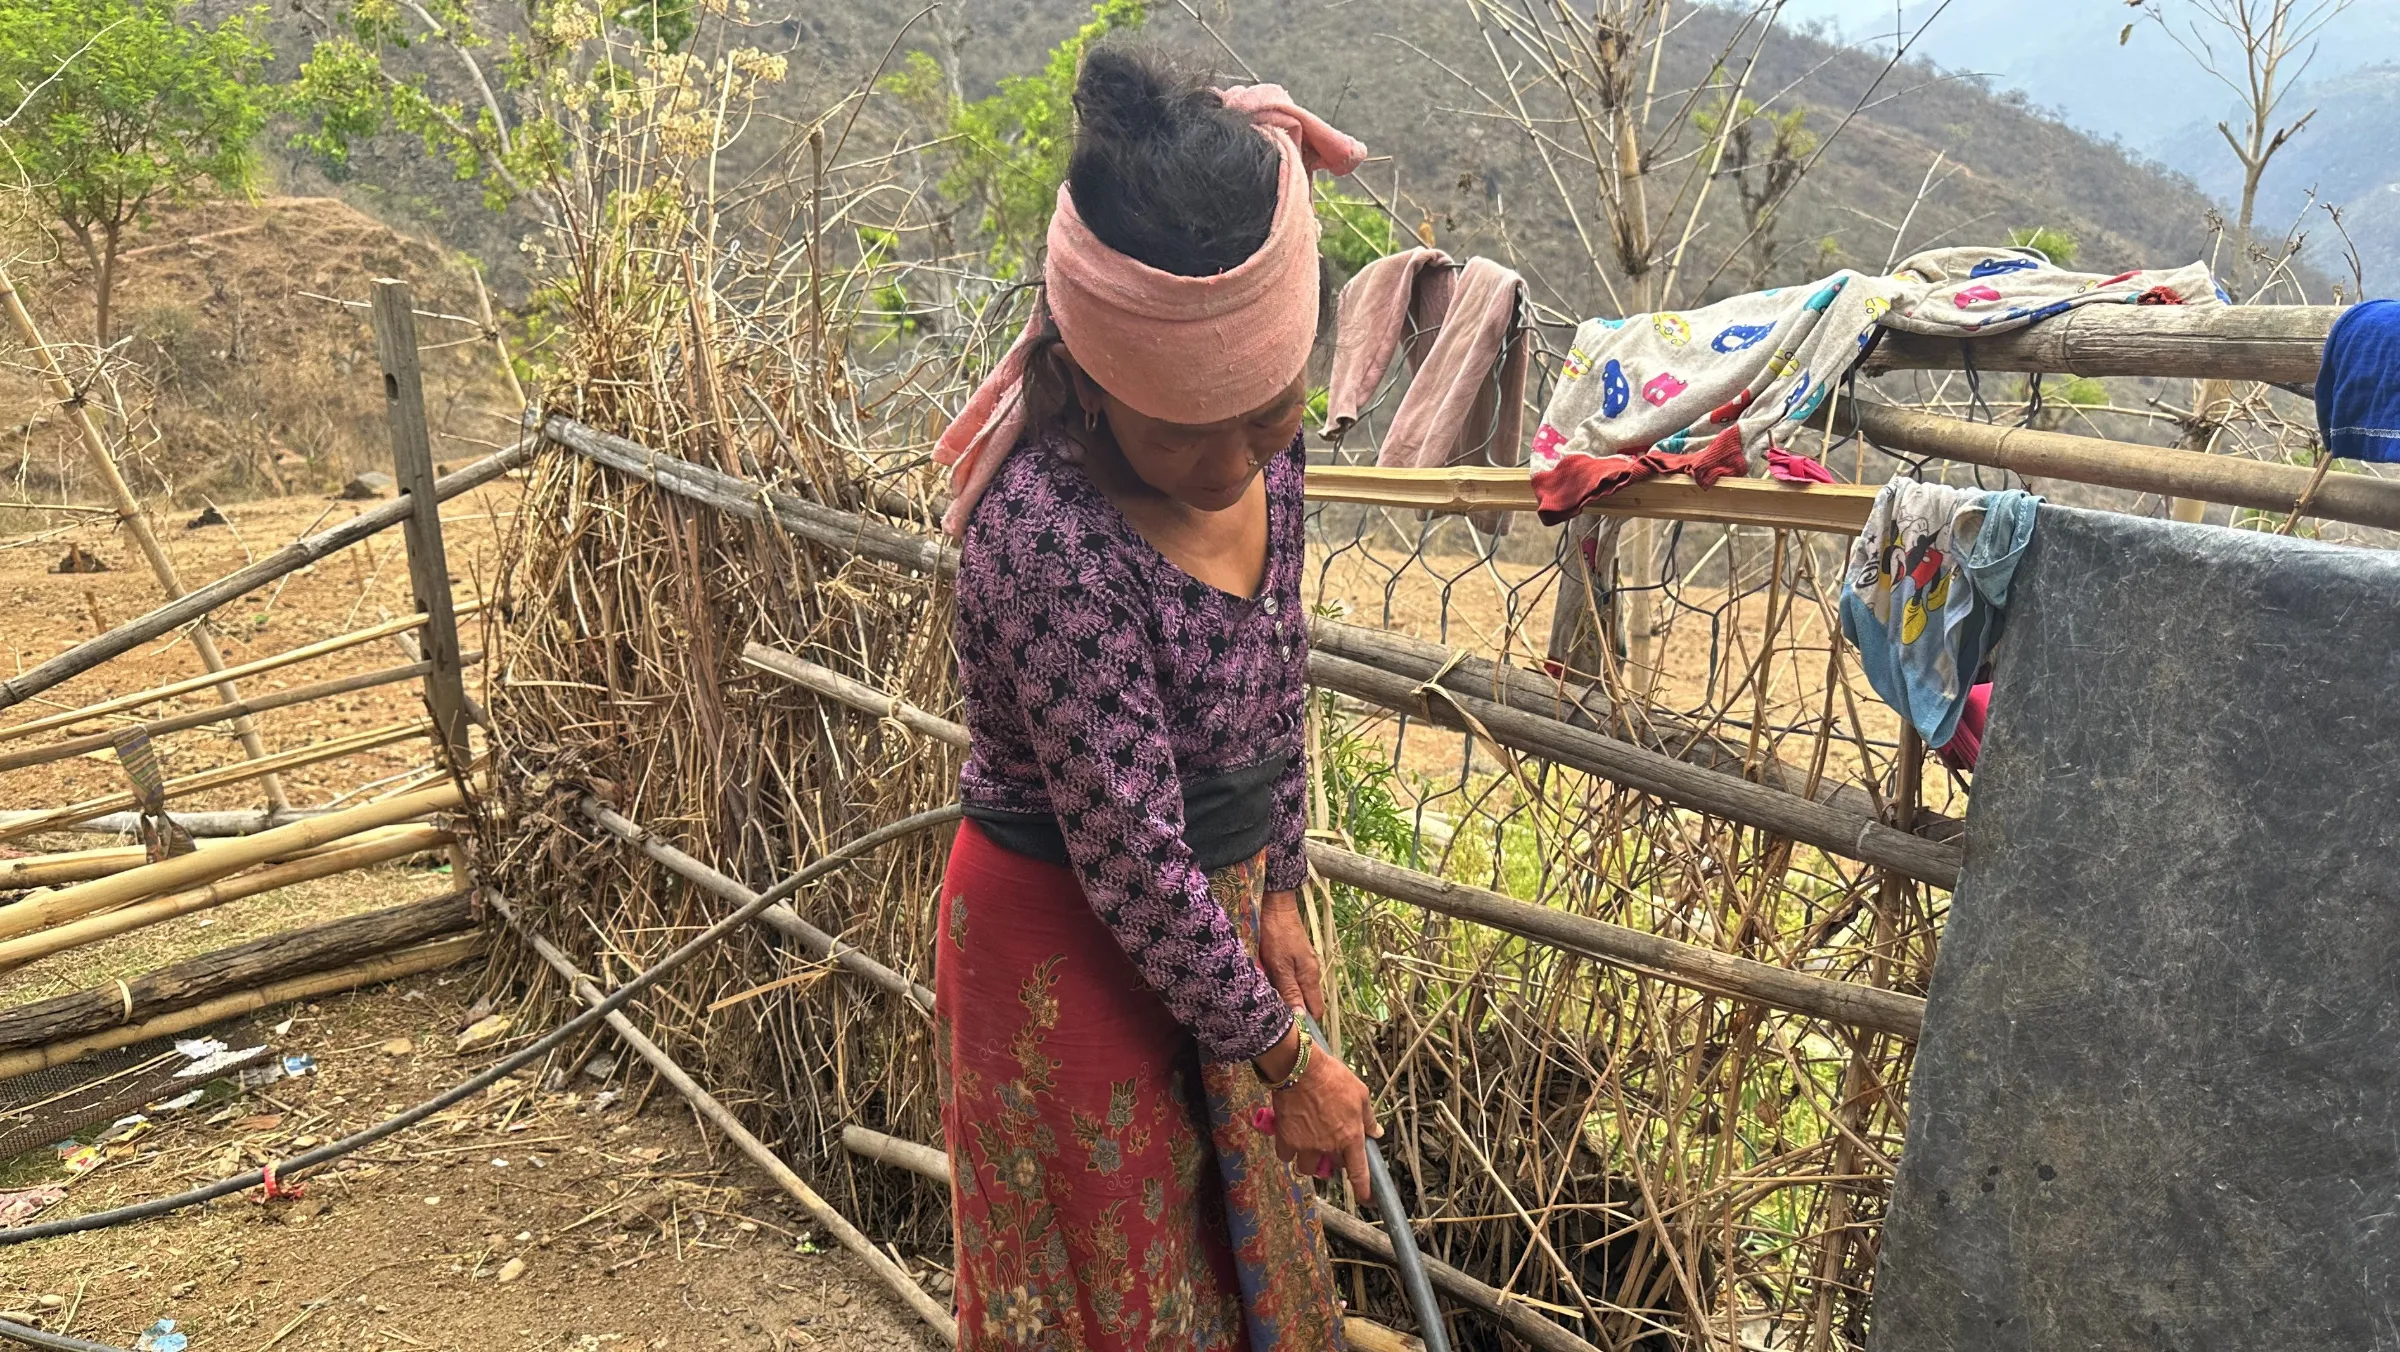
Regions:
[[2127, 0, 2351, 520], [2127, 0, 2354, 276]]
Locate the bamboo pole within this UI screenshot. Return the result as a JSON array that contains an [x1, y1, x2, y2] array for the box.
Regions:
[[0, 888, 475, 1050], [4, 782, 462, 935], [490, 894, 958, 1342], [1862, 303, 2332, 384], [1307, 616, 1962, 842], [1307, 843, 1925, 1040], [1307, 465, 1879, 535], [736, 646, 969, 749], [0, 260, 290, 812], [0, 604, 482, 747], [577, 797, 933, 1010], [1808, 726, 1920, 1352], [732, 647, 1926, 1034], [0, 824, 453, 968], [0, 807, 325, 838], [469, 263, 527, 411], [836, 1125, 1599, 1352], [0, 933, 479, 1082], [0, 719, 434, 844], [1307, 652, 1961, 888], [0, 650, 481, 774], [0, 819, 440, 890], [0, 440, 532, 712], [1840, 402, 2400, 532]]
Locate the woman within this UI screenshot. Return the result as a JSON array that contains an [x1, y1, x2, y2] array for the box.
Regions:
[[932, 43, 1381, 1351]]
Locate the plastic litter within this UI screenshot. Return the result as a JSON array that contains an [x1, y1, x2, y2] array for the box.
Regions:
[[0, 1185, 66, 1229], [177, 1044, 267, 1079], [134, 1318, 188, 1352], [234, 1064, 283, 1090], [93, 1116, 148, 1146], [149, 1089, 207, 1113], [281, 1054, 317, 1078]]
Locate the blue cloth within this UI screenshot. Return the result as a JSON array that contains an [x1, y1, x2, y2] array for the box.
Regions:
[[2316, 298, 2400, 462], [1840, 479, 2040, 749]]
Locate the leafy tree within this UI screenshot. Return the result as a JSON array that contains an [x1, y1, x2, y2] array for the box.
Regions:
[[0, 0, 273, 346], [885, 0, 1388, 280], [2007, 225, 2080, 267], [1693, 83, 1818, 288], [1315, 183, 1398, 275], [282, 0, 710, 215], [883, 0, 1149, 277]]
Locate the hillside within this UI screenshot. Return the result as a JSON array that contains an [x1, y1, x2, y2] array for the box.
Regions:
[[772, 0, 2231, 319], [2, 197, 517, 508], [1785, 0, 2398, 294], [2158, 62, 2400, 297], [231, 0, 2247, 327]]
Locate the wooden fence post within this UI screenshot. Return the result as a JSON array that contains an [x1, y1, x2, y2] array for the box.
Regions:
[[1545, 516, 1619, 684], [367, 280, 475, 789], [0, 262, 292, 814]]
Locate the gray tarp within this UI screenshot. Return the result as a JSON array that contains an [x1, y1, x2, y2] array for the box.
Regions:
[[1872, 505, 2400, 1350]]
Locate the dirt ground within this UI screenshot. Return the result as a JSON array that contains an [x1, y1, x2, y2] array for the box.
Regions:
[[0, 952, 947, 1352], [0, 365, 954, 1347], [1, 479, 519, 816]]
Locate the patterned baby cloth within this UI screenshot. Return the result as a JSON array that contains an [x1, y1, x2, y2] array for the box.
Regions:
[[1527, 246, 2225, 522], [1838, 476, 2040, 750]]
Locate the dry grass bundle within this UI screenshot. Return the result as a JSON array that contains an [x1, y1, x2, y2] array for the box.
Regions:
[[471, 34, 970, 1251]]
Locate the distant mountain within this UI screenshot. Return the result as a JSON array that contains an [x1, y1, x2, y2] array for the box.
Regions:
[[779, 0, 2234, 318], [223, 0, 2255, 316], [2155, 62, 2400, 297], [1784, 0, 2400, 293]]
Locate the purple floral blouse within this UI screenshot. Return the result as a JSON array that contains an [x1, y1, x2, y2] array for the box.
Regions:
[[953, 431, 1309, 1064]]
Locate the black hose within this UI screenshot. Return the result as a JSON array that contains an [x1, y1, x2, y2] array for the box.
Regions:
[[1297, 1011, 1454, 1352], [0, 804, 963, 1246], [0, 1316, 133, 1352]]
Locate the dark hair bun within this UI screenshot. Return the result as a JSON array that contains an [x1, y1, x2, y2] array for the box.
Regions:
[[1066, 42, 1279, 278]]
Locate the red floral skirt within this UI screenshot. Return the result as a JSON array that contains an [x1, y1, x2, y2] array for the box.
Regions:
[[936, 820, 1345, 1350]]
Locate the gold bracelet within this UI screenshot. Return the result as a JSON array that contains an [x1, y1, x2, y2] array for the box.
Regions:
[[1260, 1023, 1312, 1093]]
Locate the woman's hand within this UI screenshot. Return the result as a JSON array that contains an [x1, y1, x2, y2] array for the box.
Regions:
[[1257, 889, 1325, 1024], [1261, 1029, 1380, 1200]]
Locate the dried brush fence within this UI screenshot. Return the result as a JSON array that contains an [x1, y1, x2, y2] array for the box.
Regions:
[[0, 280, 507, 1114], [470, 267, 2349, 1350]]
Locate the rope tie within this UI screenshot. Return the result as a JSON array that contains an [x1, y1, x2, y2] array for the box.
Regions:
[[114, 980, 134, 1024], [259, 1160, 304, 1201]]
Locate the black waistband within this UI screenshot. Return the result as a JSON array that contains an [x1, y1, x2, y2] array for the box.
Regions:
[[963, 752, 1288, 872]]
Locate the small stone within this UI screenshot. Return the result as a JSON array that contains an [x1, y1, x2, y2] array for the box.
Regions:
[[186, 504, 229, 529], [49, 544, 107, 574], [340, 471, 395, 500], [496, 1257, 527, 1284], [35, 1295, 62, 1309], [381, 1038, 415, 1056], [455, 1013, 512, 1053], [170, 1281, 196, 1298], [424, 1195, 441, 1206]]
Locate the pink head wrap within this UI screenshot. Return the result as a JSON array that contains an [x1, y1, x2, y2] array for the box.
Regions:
[[935, 83, 1367, 535]]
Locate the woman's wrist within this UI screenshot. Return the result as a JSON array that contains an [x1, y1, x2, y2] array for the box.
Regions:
[[1251, 1020, 1303, 1086]]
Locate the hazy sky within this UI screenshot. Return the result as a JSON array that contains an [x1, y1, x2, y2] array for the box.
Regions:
[[1770, 0, 2400, 156]]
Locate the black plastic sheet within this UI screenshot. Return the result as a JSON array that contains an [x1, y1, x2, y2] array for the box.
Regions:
[[1873, 506, 2400, 1350]]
